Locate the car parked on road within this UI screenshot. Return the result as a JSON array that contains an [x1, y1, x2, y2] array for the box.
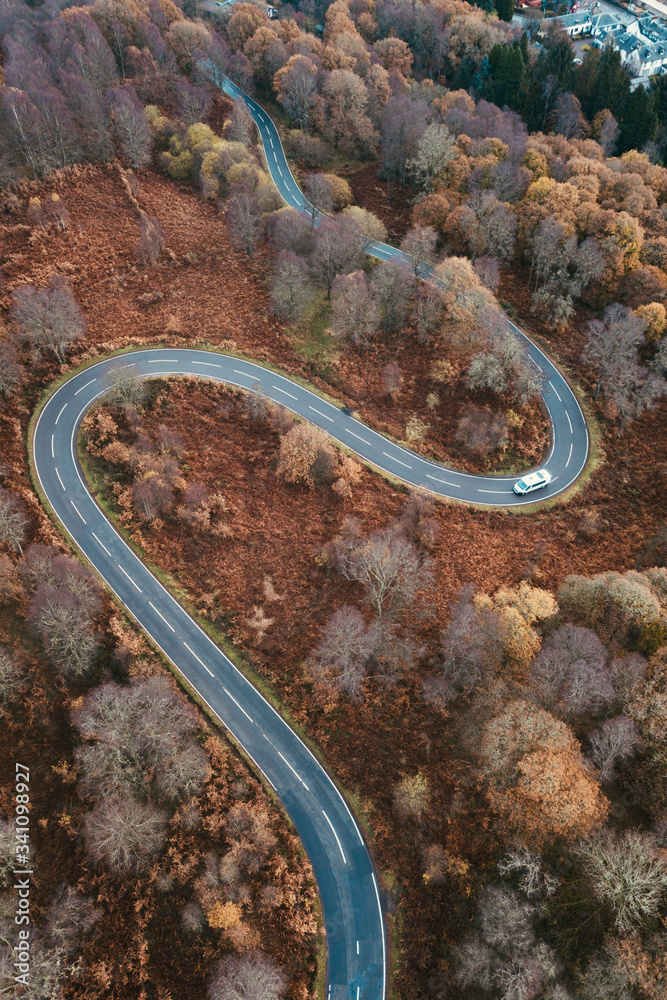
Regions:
[[513, 470, 552, 495]]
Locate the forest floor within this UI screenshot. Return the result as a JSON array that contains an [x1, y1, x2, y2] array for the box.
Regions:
[[1, 158, 666, 998], [82, 367, 665, 999], [0, 586, 319, 1000]]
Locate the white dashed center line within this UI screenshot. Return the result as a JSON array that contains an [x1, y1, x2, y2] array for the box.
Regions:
[[277, 749, 310, 791], [192, 361, 221, 368], [222, 686, 254, 722], [70, 500, 86, 523], [272, 385, 297, 400], [382, 451, 412, 470], [92, 532, 112, 557], [184, 641, 214, 677], [322, 810, 347, 864], [118, 564, 142, 592], [566, 411, 573, 433], [149, 600, 176, 633], [74, 378, 96, 395], [549, 381, 562, 402], [426, 473, 460, 489], [345, 429, 371, 446], [55, 468, 66, 491], [566, 442, 573, 468], [55, 403, 67, 424], [309, 405, 334, 423]]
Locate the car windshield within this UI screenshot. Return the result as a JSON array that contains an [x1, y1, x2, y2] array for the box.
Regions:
[[517, 480, 527, 489]]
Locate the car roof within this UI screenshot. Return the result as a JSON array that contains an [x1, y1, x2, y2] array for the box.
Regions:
[[523, 471, 548, 484]]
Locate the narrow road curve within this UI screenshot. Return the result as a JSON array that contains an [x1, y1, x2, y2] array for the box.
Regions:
[[216, 72, 590, 503], [31, 71, 590, 1000], [33, 353, 387, 1000]]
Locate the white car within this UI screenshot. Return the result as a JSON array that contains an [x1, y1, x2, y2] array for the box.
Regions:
[[513, 470, 552, 495]]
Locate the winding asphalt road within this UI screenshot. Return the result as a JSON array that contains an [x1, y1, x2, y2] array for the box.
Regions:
[[214, 71, 590, 503], [33, 353, 386, 1000], [31, 69, 590, 1000]]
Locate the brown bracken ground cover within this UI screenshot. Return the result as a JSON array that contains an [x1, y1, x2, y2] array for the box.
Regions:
[[83, 365, 665, 998], [1, 159, 665, 998]]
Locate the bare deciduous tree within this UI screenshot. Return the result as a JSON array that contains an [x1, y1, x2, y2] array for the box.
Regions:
[[588, 716, 641, 784], [226, 98, 255, 146], [381, 361, 403, 398], [310, 218, 364, 299], [209, 951, 286, 1000], [372, 260, 416, 333], [135, 214, 165, 266], [456, 406, 509, 455], [434, 584, 506, 704], [270, 250, 312, 322], [552, 92, 588, 139], [575, 830, 667, 933], [304, 172, 333, 227], [29, 585, 99, 677], [226, 183, 263, 257], [612, 362, 666, 437], [243, 381, 269, 422], [338, 528, 434, 625], [529, 624, 613, 719], [45, 886, 99, 956], [175, 78, 212, 126], [268, 208, 314, 258], [109, 84, 153, 169], [592, 109, 620, 156], [459, 192, 517, 263], [400, 226, 438, 275], [74, 675, 208, 802], [609, 653, 647, 709], [412, 283, 446, 343], [455, 887, 559, 1000], [467, 330, 542, 406], [474, 255, 500, 293], [132, 474, 174, 522], [84, 796, 168, 873], [105, 364, 146, 410], [0, 341, 23, 400], [408, 122, 456, 192], [0, 646, 26, 704], [582, 304, 646, 400], [498, 847, 559, 900], [331, 271, 379, 345], [11, 276, 86, 363], [274, 53, 319, 130], [0, 488, 29, 555], [308, 605, 375, 699]]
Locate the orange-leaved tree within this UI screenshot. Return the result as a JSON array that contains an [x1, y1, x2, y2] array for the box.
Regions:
[[481, 700, 608, 848]]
